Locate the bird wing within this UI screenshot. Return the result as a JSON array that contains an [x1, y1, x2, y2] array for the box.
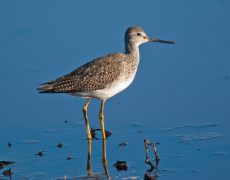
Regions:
[[37, 53, 125, 93]]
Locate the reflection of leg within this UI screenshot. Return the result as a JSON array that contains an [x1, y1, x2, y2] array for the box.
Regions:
[[102, 139, 110, 179], [82, 98, 92, 139], [87, 139, 93, 176], [99, 100, 106, 140]]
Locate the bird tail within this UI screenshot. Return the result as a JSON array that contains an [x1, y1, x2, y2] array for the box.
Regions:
[[37, 83, 56, 93], [37, 78, 76, 93]]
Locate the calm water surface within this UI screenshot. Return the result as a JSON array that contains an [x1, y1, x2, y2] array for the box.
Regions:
[[0, 0, 230, 179]]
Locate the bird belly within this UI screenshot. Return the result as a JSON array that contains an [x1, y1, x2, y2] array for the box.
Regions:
[[71, 76, 135, 100], [94, 77, 134, 100]]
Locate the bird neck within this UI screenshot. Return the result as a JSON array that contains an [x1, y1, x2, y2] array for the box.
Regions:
[[125, 42, 140, 61]]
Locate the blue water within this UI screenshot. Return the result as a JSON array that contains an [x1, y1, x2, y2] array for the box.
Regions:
[[0, 0, 230, 179]]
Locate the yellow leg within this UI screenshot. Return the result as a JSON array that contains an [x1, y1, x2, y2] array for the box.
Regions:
[[99, 100, 106, 140], [82, 98, 92, 140], [102, 139, 110, 179], [87, 139, 93, 176]]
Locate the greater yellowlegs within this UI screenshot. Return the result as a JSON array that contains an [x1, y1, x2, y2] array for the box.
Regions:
[[37, 26, 174, 140]]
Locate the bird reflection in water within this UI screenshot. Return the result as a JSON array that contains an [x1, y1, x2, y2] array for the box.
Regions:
[[85, 136, 110, 179], [86, 139, 93, 176]]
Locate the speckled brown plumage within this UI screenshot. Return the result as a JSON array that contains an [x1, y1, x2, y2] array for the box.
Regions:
[[38, 53, 128, 93]]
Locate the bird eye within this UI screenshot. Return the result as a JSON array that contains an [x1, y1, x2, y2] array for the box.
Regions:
[[137, 32, 142, 36]]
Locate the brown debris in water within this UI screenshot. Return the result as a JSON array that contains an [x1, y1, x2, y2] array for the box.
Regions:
[[144, 139, 160, 165], [2, 168, 13, 177], [144, 139, 160, 177], [35, 151, 45, 157], [7, 142, 12, 148], [118, 142, 128, 147], [90, 128, 112, 140], [66, 156, 74, 160], [144, 172, 157, 180], [56, 143, 64, 148], [0, 161, 14, 169], [113, 161, 128, 171]]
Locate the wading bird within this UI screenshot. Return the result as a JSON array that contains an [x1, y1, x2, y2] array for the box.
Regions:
[[37, 26, 174, 140]]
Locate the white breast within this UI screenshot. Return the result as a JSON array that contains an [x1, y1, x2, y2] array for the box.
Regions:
[[96, 77, 135, 99], [92, 59, 139, 100]]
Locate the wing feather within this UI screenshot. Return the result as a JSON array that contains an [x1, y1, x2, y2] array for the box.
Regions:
[[37, 53, 125, 93]]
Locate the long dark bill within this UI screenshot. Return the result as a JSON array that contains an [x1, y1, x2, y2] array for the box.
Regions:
[[149, 37, 175, 44]]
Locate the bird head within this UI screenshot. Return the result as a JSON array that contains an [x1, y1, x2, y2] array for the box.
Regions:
[[125, 26, 174, 49]]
